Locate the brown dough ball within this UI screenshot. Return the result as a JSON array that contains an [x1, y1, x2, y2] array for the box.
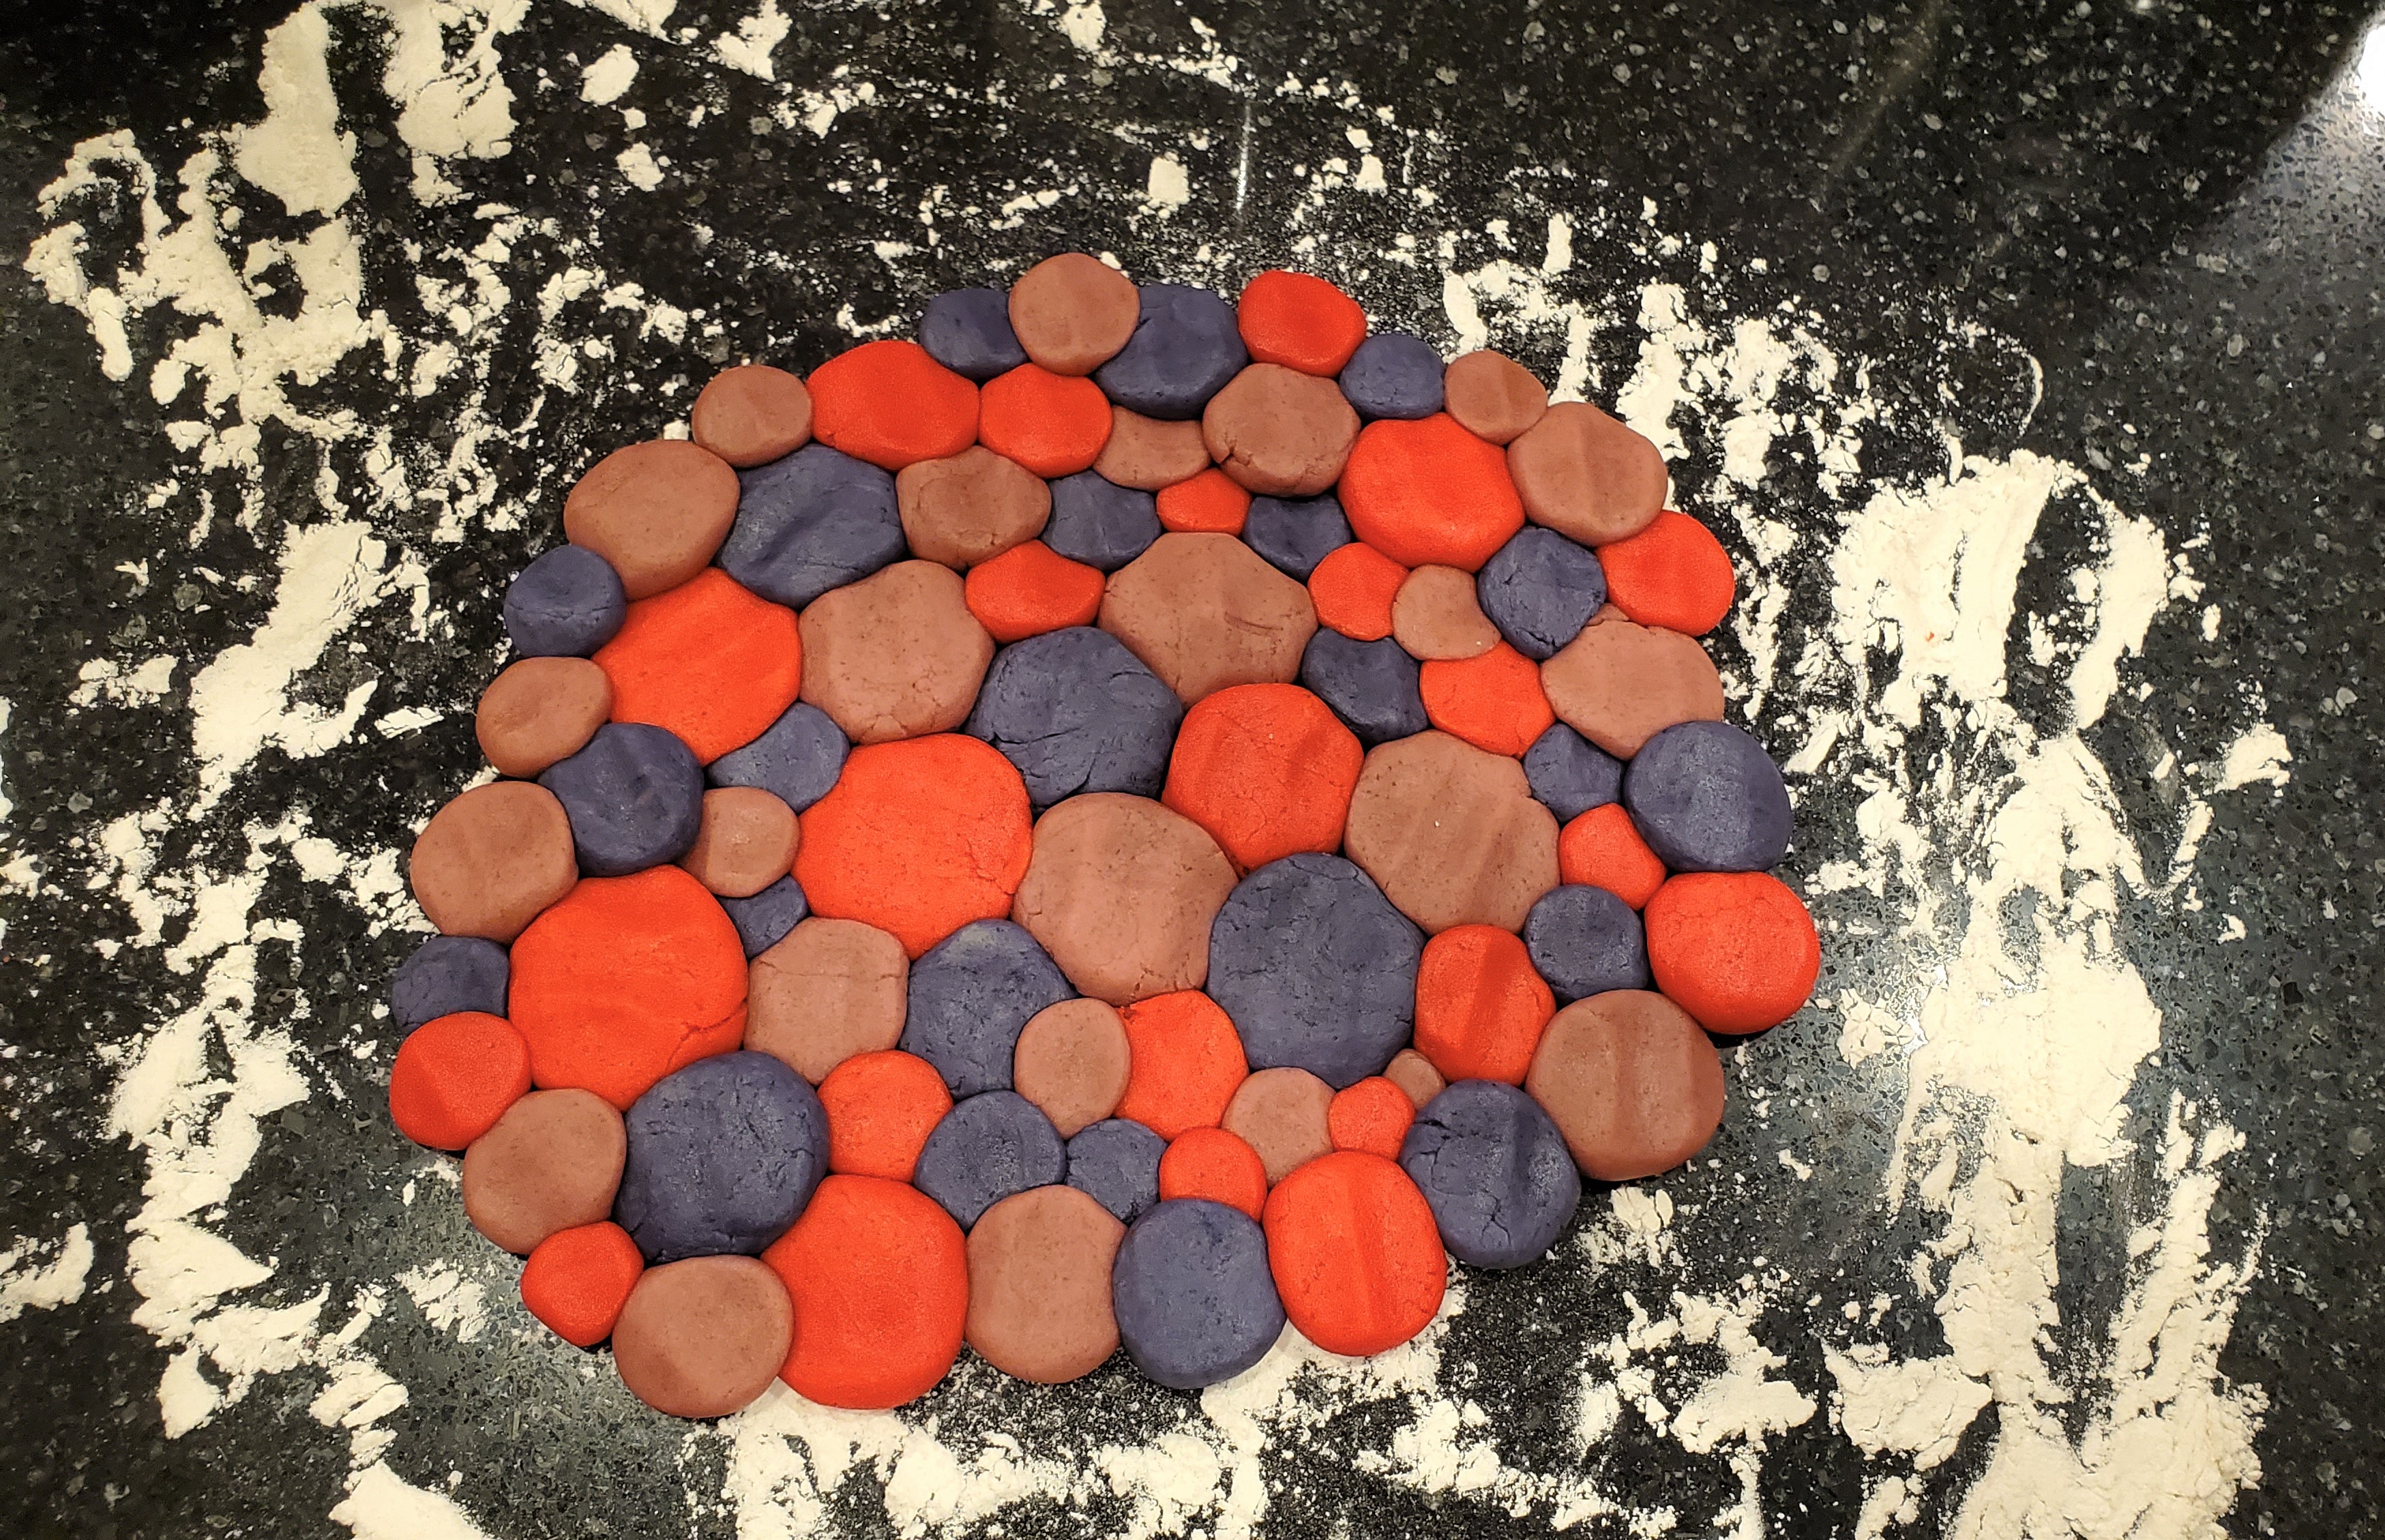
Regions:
[[798, 560, 994, 744], [475, 656, 611, 778], [1505, 402, 1668, 546], [1390, 565, 1501, 661], [1525, 991, 1724, 1182], [408, 781, 578, 943], [895, 446, 1053, 569], [745, 917, 909, 1083], [1342, 730, 1559, 934], [1011, 794, 1237, 1005], [679, 787, 800, 898], [611, 1255, 794, 1419], [964, 1184, 1124, 1383], [460, 1089, 626, 1255], [1538, 614, 1725, 758], [1008, 253, 1140, 376], [1099, 533, 1318, 704], [1012, 999, 1132, 1138], [690, 364, 814, 469], [1201, 363, 1361, 497], [1383, 1049, 1447, 1110], [1093, 407, 1213, 490], [1442, 351, 1547, 445], [1221, 1067, 1335, 1184], [561, 439, 741, 599]]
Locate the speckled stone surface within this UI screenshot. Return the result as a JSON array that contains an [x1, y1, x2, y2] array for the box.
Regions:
[[0, 3, 2376, 1537]]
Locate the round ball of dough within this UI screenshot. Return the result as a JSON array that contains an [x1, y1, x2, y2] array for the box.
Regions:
[[799, 560, 994, 745], [408, 781, 578, 943], [1011, 795, 1237, 1005]]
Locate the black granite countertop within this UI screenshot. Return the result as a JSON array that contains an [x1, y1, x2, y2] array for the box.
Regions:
[[1, 2, 2378, 1537]]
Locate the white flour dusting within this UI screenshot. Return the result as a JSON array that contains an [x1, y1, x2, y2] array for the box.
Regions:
[[10, 3, 2288, 1537]]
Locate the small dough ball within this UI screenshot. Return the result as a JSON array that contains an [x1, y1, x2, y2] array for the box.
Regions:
[[965, 1184, 1126, 1382], [1441, 351, 1547, 445], [1009, 253, 1140, 375], [1013, 998, 1133, 1138], [895, 445, 1052, 569], [1342, 730, 1560, 934], [1202, 363, 1361, 497], [1100, 532, 1318, 705], [799, 560, 994, 745], [476, 656, 611, 779], [1539, 614, 1725, 760], [562, 440, 740, 600], [1525, 990, 1723, 1181], [1094, 407, 1213, 490], [1506, 402, 1668, 546], [1391, 565, 1501, 661], [1221, 1067, 1335, 1185], [611, 1255, 793, 1419], [746, 917, 910, 1083], [691, 364, 814, 468], [408, 781, 578, 943], [679, 787, 800, 898], [1012, 795, 1236, 1005], [462, 1089, 626, 1255]]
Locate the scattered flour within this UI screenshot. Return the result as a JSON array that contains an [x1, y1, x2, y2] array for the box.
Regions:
[[10, 4, 2286, 1537]]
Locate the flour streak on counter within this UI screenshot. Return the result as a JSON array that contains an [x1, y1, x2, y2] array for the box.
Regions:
[[6, 1, 2283, 1536]]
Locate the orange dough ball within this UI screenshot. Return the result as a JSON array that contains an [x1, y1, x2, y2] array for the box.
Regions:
[[807, 340, 980, 471], [520, 1221, 644, 1348], [1112, 990, 1249, 1142], [1159, 1127, 1269, 1219], [1419, 642, 1554, 757], [1262, 1151, 1445, 1357], [593, 568, 802, 764], [388, 1011, 531, 1150], [977, 364, 1114, 477], [1411, 924, 1555, 1085], [1644, 872, 1820, 1035], [1156, 468, 1252, 535], [1327, 1078, 1415, 1159], [818, 1050, 953, 1182], [763, 1174, 968, 1409], [1595, 510, 1736, 636], [1558, 804, 1668, 910], [1338, 414, 1524, 571], [963, 540, 1106, 644], [1236, 269, 1369, 377], [1307, 542, 1408, 642], [794, 735, 1035, 958], [1161, 683, 1363, 872], [507, 867, 749, 1110]]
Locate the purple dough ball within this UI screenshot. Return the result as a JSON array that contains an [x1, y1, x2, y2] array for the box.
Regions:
[[707, 700, 848, 812], [1208, 854, 1421, 1090], [537, 722, 705, 876], [1623, 721, 1793, 873], [1093, 284, 1249, 420], [1112, 1199, 1286, 1390], [1337, 333, 1445, 421], [965, 627, 1184, 807], [1399, 1080, 1581, 1269], [719, 444, 905, 608], [1299, 630, 1428, 747], [1043, 471, 1161, 572], [1524, 724, 1624, 822], [390, 935, 509, 1029], [899, 919, 1074, 1097], [503, 545, 627, 657], [1523, 885, 1650, 1003], [919, 287, 1027, 382], [1477, 527, 1607, 661], [912, 1091, 1067, 1229], [717, 876, 808, 959], [1065, 1119, 1166, 1225], [1244, 492, 1354, 581], [614, 1050, 827, 1263]]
